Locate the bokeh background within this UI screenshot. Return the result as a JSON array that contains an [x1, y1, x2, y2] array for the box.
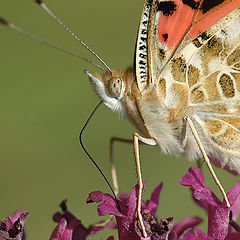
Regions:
[[0, 0, 238, 239]]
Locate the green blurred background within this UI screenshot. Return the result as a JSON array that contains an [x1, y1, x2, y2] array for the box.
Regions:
[[0, 0, 238, 239]]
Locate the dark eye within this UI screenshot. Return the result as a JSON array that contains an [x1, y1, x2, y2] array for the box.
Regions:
[[117, 79, 120, 83], [113, 83, 116, 88]]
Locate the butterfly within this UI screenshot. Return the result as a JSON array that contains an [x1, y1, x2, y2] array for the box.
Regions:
[[84, 0, 240, 235], [1, 0, 239, 237]]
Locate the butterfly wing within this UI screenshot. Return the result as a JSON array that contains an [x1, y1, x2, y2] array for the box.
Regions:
[[166, 5, 240, 175], [135, 0, 240, 91], [186, 12, 240, 174], [135, 0, 240, 174]]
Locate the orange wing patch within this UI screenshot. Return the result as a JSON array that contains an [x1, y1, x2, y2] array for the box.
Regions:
[[156, 0, 240, 50], [189, 0, 240, 39]]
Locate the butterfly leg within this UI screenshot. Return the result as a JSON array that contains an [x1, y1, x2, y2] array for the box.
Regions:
[[133, 133, 157, 237], [184, 115, 230, 207], [110, 137, 134, 195], [92, 137, 134, 228], [110, 137, 149, 196]]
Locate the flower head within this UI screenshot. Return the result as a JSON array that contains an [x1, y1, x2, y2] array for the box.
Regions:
[[180, 166, 240, 240], [50, 199, 116, 240], [87, 181, 202, 239], [0, 210, 29, 240]]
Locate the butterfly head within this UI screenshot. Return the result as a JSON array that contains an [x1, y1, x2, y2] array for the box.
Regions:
[[84, 70, 126, 115]]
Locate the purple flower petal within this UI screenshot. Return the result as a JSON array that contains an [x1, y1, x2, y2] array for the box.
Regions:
[[169, 217, 202, 238], [225, 232, 240, 240], [144, 183, 163, 216], [50, 218, 69, 240], [207, 205, 229, 240], [180, 167, 240, 240], [87, 182, 176, 240], [106, 236, 115, 240], [180, 167, 221, 207], [51, 200, 116, 240], [87, 192, 125, 217], [181, 228, 214, 240], [0, 210, 29, 240], [230, 194, 240, 221], [87, 183, 144, 239], [227, 182, 240, 209]]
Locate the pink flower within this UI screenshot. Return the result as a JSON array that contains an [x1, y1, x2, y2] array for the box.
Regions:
[[50, 199, 116, 240], [0, 210, 29, 240], [180, 166, 240, 240], [86, 186, 141, 239], [87, 181, 202, 239]]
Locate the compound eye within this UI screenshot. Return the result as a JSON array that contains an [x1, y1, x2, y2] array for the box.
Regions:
[[108, 77, 122, 98]]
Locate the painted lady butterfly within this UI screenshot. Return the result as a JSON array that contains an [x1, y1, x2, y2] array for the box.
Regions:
[[1, 0, 240, 237], [88, 0, 240, 175], [85, 0, 240, 235]]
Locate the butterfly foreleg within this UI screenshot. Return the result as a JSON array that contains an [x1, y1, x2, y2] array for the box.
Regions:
[[133, 132, 157, 238], [184, 115, 230, 207], [94, 135, 155, 230], [110, 137, 134, 195], [91, 137, 134, 228], [110, 136, 153, 195]]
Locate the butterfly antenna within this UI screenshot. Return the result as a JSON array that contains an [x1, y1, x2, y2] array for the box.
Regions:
[[79, 101, 121, 212], [33, 0, 112, 73], [0, 17, 105, 71]]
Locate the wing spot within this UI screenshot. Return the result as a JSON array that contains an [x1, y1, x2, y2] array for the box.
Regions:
[[192, 31, 211, 48], [199, 31, 211, 41], [182, 0, 225, 13], [201, 0, 224, 14], [159, 48, 166, 60], [139, 60, 146, 66], [207, 37, 223, 56], [162, 33, 168, 41], [188, 65, 200, 87], [193, 38, 202, 48], [191, 87, 204, 103], [219, 74, 235, 98], [157, 1, 177, 16], [139, 45, 147, 51], [182, 0, 199, 10], [140, 37, 147, 42], [158, 78, 166, 98], [171, 57, 187, 82]]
